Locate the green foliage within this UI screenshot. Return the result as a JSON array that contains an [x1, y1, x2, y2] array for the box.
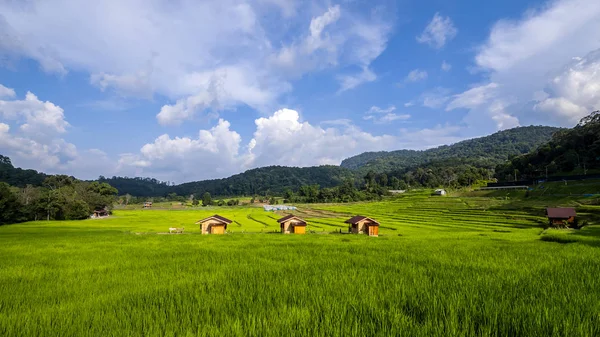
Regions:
[[202, 192, 212, 207], [0, 175, 118, 224], [99, 165, 355, 198], [0, 155, 47, 187], [496, 111, 600, 181], [0, 182, 24, 225], [341, 126, 560, 172]]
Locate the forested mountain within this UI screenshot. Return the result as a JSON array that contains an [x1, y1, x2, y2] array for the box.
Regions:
[[495, 112, 600, 181], [97, 177, 171, 197], [100, 165, 355, 198], [0, 155, 47, 187], [341, 126, 561, 173]]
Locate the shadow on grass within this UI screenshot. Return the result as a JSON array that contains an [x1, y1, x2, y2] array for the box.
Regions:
[[540, 226, 600, 247]]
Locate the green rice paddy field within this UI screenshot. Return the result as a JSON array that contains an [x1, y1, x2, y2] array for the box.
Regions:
[[1, 194, 600, 336]]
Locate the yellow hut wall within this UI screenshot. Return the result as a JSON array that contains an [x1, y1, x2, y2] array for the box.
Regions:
[[293, 225, 306, 234], [201, 219, 227, 234], [211, 225, 226, 234]]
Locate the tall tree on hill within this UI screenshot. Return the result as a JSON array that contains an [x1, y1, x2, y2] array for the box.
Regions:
[[202, 192, 212, 206]]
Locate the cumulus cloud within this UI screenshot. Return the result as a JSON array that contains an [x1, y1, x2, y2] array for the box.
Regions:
[[469, 0, 600, 127], [417, 13, 457, 49], [364, 105, 410, 123], [0, 88, 82, 173], [0, 91, 70, 140], [406, 69, 428, 82], [0, 1, 394, 125], [118, 119, 245, 181], [533, 50, 600, 124], [246, 108, 398, 168]]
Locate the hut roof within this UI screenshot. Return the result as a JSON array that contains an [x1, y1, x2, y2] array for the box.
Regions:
[[277, 214, 307, 226], [196, 214, 233, 225], [546, 208, 576, 219], [277, 214, 302, 223], [345, 215, 380, 225]]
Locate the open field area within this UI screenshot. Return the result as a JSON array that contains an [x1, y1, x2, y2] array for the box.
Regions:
[[1, 193, 600, 336]]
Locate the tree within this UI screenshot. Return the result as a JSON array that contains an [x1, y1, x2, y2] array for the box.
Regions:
[[283, 188, 294, 200], [217, 199, 225, 206], [202, 192, 212, 206], [0, 182, 23, 225]]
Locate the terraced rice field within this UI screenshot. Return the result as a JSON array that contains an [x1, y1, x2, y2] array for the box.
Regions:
[[1, 194, 599, 336]]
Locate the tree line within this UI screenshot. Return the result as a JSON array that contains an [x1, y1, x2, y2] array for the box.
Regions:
[[0, 175, 118, 226], [495, 111, 600, 181]]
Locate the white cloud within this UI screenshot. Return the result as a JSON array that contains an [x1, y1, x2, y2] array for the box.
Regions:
[[0, 84, 16, 98], [364, 105, 410, 123], [417, 13, 457, 49], [0, 91, 70, 140], [446, 83, 499, 111], [117, 119, 246, 182], [396, 125, 464, 149], [471, 0, 600, 127], [247, 108, 398, 167], [156, 66, 287, 125], [406, 69, 428, 82], [273, 5, 392, 92], [0, 89, 78, 172], [446, 83, 520, 130], [337, 67, 377, 93], [441, 61, 452, 72], [0, 1, 394, 125], [420, 87, 451, 109], [533, 51, 600, 124]]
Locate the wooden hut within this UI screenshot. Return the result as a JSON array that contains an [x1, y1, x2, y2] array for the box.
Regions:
[[277, 214, 307, 234], [195, 215, 232, 234], [92, 209, 108, 218], [143, 201, 153, 208], [546, 208, 576, 226], [345, 216, 379, 237]]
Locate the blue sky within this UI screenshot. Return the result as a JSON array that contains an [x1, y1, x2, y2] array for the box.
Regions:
[[1, 0, 600, 183]]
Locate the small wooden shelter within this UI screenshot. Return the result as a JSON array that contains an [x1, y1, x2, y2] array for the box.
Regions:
[[277, 214, 307, 234], [546, 208, 576, 226], [196, 215, 232, 234], [92, 209, 108, 218], [143, 201, 153, 208], [345, 216, 379, 237]]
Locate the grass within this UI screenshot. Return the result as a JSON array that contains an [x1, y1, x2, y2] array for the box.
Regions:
[[1, 194, 600, 336]]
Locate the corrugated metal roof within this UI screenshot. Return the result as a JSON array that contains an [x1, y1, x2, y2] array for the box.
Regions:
[[546, 208, 576, 219]]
